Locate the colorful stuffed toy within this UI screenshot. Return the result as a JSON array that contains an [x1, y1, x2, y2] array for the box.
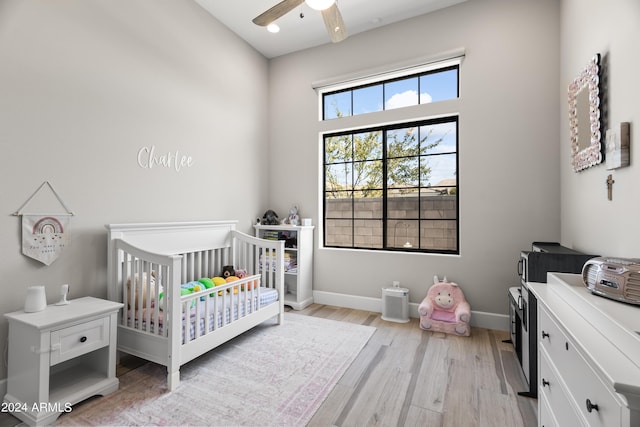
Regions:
[[418, 275, 471, 336], [157, 278, 212, 308]]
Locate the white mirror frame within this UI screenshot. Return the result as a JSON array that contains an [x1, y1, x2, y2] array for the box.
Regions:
[[568, 54, 602, 172]]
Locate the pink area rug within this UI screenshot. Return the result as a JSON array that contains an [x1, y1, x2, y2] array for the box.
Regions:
[[56, 313, 375, 426]]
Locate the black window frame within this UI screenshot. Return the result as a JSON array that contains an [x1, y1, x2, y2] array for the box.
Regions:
[[322, 116, 459, 254]]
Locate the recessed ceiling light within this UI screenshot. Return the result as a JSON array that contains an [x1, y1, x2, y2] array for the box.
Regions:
[[267, 23, 280, 33]]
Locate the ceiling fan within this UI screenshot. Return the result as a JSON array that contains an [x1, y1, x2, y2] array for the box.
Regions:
[[253, 0, 348, 43]]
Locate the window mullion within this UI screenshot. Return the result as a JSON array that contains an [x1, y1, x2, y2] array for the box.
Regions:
[[382, 130, 388, 249], [351, 134, 356, 248]]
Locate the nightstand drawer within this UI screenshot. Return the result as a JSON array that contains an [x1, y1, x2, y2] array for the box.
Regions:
[[50, 316, 110, 365]]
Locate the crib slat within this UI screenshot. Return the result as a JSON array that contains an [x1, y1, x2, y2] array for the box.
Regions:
[[134, 257, 143, 330], [162, 264, 168, 337], [203, 287, 211, 336], [121, 257, 129, 327], [144, 259, 152, 330], [213, 290, 219, 330]]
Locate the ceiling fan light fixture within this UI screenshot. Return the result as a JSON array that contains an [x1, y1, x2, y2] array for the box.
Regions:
[[267, 23, 280, 33], [305, 0, 335, 11]]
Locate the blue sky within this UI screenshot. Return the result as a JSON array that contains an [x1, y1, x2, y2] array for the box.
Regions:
[[324, 68, 458, 118]]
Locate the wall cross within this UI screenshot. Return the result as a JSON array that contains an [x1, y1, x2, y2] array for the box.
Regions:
[[606, 174, 615, 201]]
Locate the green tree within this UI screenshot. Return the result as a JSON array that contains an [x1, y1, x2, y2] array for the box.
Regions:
[[325, 126, 447, 198]]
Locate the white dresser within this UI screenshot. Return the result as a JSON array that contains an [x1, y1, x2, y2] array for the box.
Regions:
[[3, 297, 123, 426], [528, 273, 640, 426]]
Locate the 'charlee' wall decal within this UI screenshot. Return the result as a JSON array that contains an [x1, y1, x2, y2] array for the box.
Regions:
[[137, 145, 194, 172]]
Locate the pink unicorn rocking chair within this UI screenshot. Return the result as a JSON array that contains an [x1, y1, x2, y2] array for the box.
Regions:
[[418, 276, 471, 336]]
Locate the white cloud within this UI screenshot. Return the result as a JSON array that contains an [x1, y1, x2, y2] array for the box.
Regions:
[[420, 92, 433, 104], [385, 90, 433, 110]]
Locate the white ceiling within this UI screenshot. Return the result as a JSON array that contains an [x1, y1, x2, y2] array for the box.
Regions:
[[193, 0, 467, 59]]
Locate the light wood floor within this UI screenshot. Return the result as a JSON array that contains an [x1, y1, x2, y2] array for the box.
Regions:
[[299, 304, 538, 427], [0, 304, 537, 427]]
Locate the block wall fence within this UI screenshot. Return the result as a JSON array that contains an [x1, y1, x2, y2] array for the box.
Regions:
[[324, 195, 457, 250]]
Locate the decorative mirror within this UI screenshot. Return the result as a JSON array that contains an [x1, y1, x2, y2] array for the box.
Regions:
[[568, 54, 602, 172]]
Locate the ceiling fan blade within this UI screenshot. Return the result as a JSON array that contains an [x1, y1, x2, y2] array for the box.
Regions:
[[321, 3, 348, 43], [253, 0, 305, 26]]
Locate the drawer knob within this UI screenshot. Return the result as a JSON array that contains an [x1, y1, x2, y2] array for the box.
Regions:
[[586, 399, 599, 413], [542, 331, 550, 339], [80, 336, 87, 343], [542, 378, 550, 388]]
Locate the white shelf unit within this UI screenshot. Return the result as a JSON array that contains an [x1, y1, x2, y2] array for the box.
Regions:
[[255, 224, 314, 310], [4, 297, 123, 426]]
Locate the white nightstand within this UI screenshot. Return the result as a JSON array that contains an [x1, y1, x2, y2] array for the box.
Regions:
[[3, 297, 123, 426]]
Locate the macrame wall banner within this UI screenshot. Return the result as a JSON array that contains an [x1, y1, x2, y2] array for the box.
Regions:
[[13, 181, 74, 266]]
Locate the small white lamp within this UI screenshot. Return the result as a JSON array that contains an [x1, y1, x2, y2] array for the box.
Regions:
[[306, 0, 335, 11]]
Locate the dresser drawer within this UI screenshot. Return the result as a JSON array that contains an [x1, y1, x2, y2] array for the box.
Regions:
[[539, 304, 567, 362], [539, 306, 622, 427], [539, 390, 558, 427], [539, 350, 583, 427], [50, 316, 110, 365]]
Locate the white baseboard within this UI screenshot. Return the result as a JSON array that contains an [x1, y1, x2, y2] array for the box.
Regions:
[[312, 290, 509, 332]]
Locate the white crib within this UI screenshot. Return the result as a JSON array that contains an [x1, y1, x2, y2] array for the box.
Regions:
[[106, 221, 285, 391]]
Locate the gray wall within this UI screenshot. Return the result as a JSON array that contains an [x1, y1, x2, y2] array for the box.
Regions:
[[4, 0, 614, 383], [268, 0, 561, 316], [560, 0, 640, 256], [0, 0, 268, 378]]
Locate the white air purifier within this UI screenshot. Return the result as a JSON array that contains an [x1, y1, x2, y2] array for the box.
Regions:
[[381, 286, 409, 323], [24, 285, 47, 313]]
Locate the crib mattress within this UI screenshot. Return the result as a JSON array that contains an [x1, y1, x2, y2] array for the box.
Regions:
[[127, 287, 279, 341]]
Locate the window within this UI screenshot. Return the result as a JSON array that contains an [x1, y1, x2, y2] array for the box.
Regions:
[[320, 61, 460, 254], [323, 66, 458, 120]]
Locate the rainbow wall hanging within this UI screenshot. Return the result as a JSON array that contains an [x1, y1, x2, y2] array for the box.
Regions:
[[13, 181, 73, 266]]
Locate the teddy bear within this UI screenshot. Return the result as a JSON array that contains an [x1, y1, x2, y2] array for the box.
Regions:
[[221, 265, 236, 279], [418, 275, 471, 336], [285, 205, 300, 226]]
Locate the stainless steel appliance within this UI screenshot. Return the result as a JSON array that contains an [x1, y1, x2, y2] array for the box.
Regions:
[[511, 242, 597, 398], [582, 257, 640, 304], [508, 287, 522, 363], [518, 242, 597, 284]]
